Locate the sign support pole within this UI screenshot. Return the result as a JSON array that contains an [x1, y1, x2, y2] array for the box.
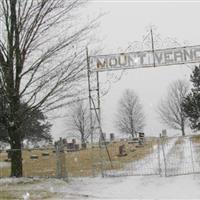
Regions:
[[150, 28, 156, 67], [86, 48, 113, 177], [86, 47, 95, 177]]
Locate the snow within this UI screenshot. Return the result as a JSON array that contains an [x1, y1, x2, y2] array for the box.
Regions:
[[1, 175, 200, 199], [0, 161, 10, 169], [164, 137, 192, 176], [1, 137, 200, 199], [0, 177, 36, 185], [66, 175, 200, 199], [22, 192, 30, 200]]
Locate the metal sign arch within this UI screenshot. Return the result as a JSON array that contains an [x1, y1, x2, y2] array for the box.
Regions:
[[86, 34, 200, 175]]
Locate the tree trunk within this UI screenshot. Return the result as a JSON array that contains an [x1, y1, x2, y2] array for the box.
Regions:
[[9, 126, 23, 177], [81, 134, 86, 149], [181, 124, 185, 136]]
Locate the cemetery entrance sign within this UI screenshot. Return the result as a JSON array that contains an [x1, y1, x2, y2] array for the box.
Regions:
[[89, 45, 200, 72]]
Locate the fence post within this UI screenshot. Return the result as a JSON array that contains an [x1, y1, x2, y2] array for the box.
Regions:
[[99, 142, 105, 178], [90, 144, 95, 178], [56, 144, 61, 178], [161, 136, 167, 177], [189, 137, 195, 174], [157, 137, 162, 176], [56, 138, 68, 182]]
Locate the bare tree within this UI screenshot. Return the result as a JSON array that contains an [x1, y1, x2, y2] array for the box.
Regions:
[[115, 89, 145, 138], [157, 79, 190, 136], [0, 0, 98, 177], [66, 101, 95, 148]]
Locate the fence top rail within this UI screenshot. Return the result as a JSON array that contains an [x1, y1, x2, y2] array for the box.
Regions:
[[160, 135, 198, 139]]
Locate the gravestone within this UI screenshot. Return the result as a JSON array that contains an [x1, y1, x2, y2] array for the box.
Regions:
[[63, 138, 67, 145], [72, 139, 76, 144], [162, 129, 167, 137], [67, 143, 74, 150], [30, 155, 39, 159], [81, 143, 87, 149], [118, 144, 127, 157], [139, 132, 145, 145], [42, 152, 49, 156], [74, 144, 79, 151], [110, 133, 115, 142]]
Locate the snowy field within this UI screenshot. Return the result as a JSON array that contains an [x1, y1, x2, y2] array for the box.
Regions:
[[1, 175, 200, 199]]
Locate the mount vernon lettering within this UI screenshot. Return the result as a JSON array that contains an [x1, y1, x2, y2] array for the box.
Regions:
[[90, 45, 200, 71]]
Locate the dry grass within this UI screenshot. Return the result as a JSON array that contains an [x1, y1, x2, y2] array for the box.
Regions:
[[0, 137, 157, 178], [0, 191, 15, 200], [175, 137, 184, 145], [191, 134, 200, 144]]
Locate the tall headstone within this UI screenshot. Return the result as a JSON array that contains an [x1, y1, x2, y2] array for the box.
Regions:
[[63, 138, 67, 145], [110, 133, 115, 141], [72, 139, 76, 144], [162, 129, 167, 137], [139, 132, 145, 145], [118, 144, 127, 157]]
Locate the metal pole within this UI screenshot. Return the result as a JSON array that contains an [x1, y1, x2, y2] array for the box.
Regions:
[[86, 48, 113, 176], [90, 97, 113, 169], [86, 47, 93, 146], [150, 28, 156, 67], [86, 47, 95, 177], [96, 71, 101, 129], [161, 137, 167, 177], [96, 71, 104, 177], [189, 137, 195, 174]]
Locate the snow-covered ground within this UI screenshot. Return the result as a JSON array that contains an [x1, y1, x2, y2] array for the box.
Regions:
[[163, 137, 200, 176], [1, 137, 200, 199], [1, 175, 200, 199], [0, 161, 10, 169]]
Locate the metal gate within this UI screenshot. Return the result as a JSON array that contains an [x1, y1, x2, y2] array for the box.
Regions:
[[101, 135, 200, 177], [162, 136, 200, 177]]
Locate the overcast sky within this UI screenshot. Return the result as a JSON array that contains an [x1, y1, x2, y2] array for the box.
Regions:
[[52, 0, 200, 140]]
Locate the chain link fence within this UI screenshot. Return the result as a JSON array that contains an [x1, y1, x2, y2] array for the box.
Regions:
[[1, 135, 200, 179], [102, 135, 200, 177], [162, 135, 200, 177]]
